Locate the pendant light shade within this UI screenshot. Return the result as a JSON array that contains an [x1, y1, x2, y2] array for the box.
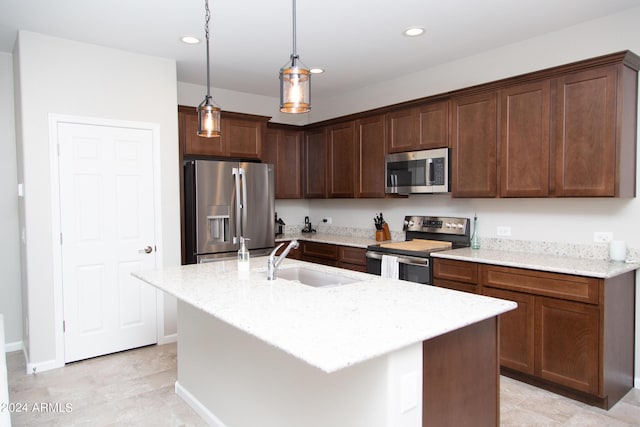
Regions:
[[279, 0, 310, 113], [197, 0, 221, 137], [197, 97, 221, 137]]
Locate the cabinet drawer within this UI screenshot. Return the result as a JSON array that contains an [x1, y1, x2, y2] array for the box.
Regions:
[[433, 278, 478, 294], [302, 241, 338, 261], [482, 265, 599, 304], [433, 259, 479, 283], [339, 246, 367, 266]]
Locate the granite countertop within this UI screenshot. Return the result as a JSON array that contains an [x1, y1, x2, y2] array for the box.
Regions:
[[275, 232, 385, 248], [134, 258, 516, 373], [432, 247, 640, 278]]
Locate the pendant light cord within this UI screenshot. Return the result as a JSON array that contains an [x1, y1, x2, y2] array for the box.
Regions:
[[291, 0, 298, 66], [205, 0, 211, 99]]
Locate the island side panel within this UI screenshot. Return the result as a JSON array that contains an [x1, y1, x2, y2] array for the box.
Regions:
[[422, 317, 499, 427], [175, 301, 423, 427]]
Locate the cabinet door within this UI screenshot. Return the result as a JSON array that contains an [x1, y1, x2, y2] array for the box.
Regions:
[[552, 66, 617, 196], [451, 92, 498, 197], [355, 114, 386, 198], [327, 122, 356, 198], [500, 81, 550, 197], [225, 118, 264, 159], [182, 110, 225, 157], [417, 101, 449, 149], [386, 108, 417, 153], [264, 128, 302, 199], [338, 246, 367, 272], [303, 128, 327, 198], [483, 287, 535, 375], [535, 296, 600, 394]]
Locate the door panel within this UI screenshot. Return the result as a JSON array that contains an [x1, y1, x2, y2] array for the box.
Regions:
[[58, 122, 157, 363]]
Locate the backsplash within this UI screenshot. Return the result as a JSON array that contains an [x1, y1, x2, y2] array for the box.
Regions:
[[281, 224, 638, 262]]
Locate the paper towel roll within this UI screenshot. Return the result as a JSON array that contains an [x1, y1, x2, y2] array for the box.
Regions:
[[609, 240, 627, 262]]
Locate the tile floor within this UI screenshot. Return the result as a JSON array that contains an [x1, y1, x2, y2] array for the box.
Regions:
[[5, 343, 640, 426]]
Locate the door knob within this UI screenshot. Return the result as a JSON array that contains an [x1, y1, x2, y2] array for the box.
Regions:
[[139, 246, 153, 254]]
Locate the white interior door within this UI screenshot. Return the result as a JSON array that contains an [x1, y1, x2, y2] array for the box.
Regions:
[[58, 122, 158, 363]]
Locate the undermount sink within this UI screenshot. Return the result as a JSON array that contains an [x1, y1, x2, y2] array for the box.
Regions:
[[276, 266, 359, 288]]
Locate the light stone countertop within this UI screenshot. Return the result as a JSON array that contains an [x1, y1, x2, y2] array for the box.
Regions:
[[134, 257, 516, 373], [432, 247, 640, 278], [276, 232, 383, 248]]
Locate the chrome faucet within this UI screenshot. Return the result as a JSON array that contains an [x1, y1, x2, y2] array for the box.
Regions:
[[267, 240, 299, 280]]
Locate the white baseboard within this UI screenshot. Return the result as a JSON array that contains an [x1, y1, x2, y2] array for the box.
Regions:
[[158, 333, 177, 345], [23, 348, 63, 375], [4, 341, 22, 353], [175, 381, 226, 427]]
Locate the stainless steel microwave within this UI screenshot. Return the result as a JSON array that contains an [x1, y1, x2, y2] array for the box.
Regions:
[[385, 148, 450, 194]]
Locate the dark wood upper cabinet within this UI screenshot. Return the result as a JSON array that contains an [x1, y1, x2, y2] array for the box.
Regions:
[[179, 106, 268, 160], [417, 100, 449, 150], [181, 108, 225, 157], [303, 127, 328, 198], [386, 100, 448, 153], [499, 80, 551, 197], [327, 122, 356, 198], [451, 91, 498, 197], [386, 108, 416, 153], [355, 114, 386, 198], [551, 65, 632, 197], [224, 116, 266, 160], [263, 127, 303, 199]]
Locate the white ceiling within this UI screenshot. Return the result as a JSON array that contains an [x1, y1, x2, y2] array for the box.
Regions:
[[1, 0, 640, 99]]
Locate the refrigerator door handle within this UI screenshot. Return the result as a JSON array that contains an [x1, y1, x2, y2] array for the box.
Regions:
[[239, 167, 247, 238], [232, 167, 242, 244]]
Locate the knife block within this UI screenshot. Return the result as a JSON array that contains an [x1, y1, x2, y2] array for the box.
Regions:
[[375, 230, 384, 241], [382, 223, 391, 240]]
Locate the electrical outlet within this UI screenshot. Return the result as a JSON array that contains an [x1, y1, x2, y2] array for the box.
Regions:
[[323, 217, 332, 224], [593, 231, 613, 243], [496, 226, 511, 236]]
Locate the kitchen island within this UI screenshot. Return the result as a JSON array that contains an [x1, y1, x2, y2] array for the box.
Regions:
[[134, 257, 516, 427]]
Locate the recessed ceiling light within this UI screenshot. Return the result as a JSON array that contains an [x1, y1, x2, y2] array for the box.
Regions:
[[181, 36, 201, 44], [403, 27, 425, 37], [310, 68, 324, 74]]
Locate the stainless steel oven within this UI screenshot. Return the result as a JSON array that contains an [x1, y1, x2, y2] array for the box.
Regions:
[[365, 252, 431, 284], [366, 215, 470, 285]]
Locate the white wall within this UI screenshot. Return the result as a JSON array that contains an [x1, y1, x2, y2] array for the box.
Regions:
[[13, 31, 181, 366], [0, 52, 22, 350]]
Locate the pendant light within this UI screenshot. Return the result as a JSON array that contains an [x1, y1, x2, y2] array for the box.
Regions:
[[197, 0, 221, 137], [279, 0, 310, 114]]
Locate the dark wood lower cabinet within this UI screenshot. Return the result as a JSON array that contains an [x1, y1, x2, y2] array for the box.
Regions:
[[423, 317, 499, 427], [535, 296, 599, 394], [483, 287, 535, 375], [278, 240, 367, 272], [432, 257, 635, 409]]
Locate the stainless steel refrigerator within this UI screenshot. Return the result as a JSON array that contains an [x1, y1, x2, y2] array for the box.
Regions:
[[183, 160, 275, 264]]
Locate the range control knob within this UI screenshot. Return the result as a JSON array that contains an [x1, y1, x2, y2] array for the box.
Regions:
[[404, 220, 414, 227]]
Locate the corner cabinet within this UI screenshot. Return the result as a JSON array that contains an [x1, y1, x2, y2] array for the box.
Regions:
[[178, 106, 268, 160], [327, 122, 356, 198], [433, 257, 635, 409], [263, 126, 303, 199], [303, 128, 328, 198]]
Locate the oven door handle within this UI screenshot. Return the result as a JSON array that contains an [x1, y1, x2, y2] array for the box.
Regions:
[[366, 251, 430, 267]]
